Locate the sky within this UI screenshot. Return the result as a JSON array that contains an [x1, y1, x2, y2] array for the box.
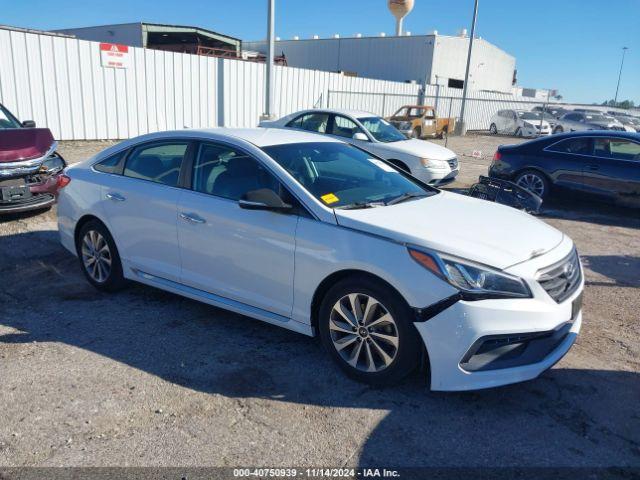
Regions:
[[4, 0, 639, 104]]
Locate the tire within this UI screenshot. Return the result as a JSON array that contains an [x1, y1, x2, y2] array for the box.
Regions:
[[489, 123, 497, 134], [438, 127, 448, 139], [515, 169, 550, 200], [553, 126, 564, 134], [76, 220, 127, 292], [318, 275, 421, 386], [412, 127, 421, 139], [515, 127, 523, 137]]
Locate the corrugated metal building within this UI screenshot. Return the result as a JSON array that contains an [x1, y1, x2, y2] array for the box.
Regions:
[[53, 22, 241, 56], [244, 33, 516, 94]]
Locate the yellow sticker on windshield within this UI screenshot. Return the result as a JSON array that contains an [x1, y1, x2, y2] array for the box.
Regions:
[[321, 193, 339, 205]]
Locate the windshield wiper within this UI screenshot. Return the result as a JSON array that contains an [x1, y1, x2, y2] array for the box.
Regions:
[[337, 201, 386, 210], [385, 192, 429, 205]]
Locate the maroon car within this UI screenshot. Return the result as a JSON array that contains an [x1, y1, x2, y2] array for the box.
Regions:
[[0, 103, 68, 214]]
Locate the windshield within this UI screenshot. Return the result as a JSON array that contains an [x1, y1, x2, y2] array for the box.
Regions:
[[517, 112, 541, 120], [262, 142, 435, 209], [0, 105, 22, 129], [359, 117, 407, 143]]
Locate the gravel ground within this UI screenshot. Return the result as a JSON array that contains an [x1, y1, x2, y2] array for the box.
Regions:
[[0, 134, 638, 468]]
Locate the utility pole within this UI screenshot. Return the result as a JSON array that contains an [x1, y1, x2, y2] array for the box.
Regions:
[[457, 0, 479, 136], [263, 0, 276, 120], [614, 47, 629, 106]]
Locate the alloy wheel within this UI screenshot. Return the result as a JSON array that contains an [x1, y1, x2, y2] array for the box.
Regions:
[[81, 230, 112, 283], [517, 173, 545, 197], [329, 293, 399, 372]]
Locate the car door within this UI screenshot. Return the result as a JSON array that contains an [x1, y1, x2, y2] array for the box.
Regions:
[[544, 137, 593, 192], [99, 140, 192, 282], [507, 110, 519, 134], [583, 137, 640, 205], [176, 141, 300, 317], [286, 112, 330, 136], [328, 114, 369, 146]]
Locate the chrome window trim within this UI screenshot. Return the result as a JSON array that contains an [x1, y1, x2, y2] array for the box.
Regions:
[[543, 136, 640, 163]]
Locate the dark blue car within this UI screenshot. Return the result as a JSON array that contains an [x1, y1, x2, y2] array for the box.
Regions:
[[489, 131, 640, 207]]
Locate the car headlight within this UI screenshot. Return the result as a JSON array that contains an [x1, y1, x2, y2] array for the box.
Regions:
[[39, 154, 65, 175], [408, 248, 532, 299], [420, 158, 448, 168]]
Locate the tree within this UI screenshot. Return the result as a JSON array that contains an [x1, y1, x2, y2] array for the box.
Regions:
[[601, 99, 635, 109]]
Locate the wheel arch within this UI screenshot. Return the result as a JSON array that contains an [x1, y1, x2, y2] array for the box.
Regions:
[[310, 269, 409, 334], [74, 214, 110, 252]]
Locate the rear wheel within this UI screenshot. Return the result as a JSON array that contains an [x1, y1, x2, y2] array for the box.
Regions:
[[515, 170, 550, 199], [489, 123, 498, 134], [77, 220, 127, 292], [318, 276, 421, 386]]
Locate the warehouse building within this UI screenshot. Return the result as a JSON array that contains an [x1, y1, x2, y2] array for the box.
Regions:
[[245, 32, 516, 94], [53, 22, 241, 56]]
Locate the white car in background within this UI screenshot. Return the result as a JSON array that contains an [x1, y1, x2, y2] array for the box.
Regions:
[[57, 128, 583, 391], [489, 109, 552, 137], [261, 109, 459, 186]]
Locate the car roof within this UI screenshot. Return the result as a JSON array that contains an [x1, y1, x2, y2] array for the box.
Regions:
[[143, 127, 339, 147], [298, 108, 377, 119]]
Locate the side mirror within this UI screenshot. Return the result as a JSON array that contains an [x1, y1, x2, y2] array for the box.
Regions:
[[22, 120, 36, 128], [352, 132, 369, 141], [239, 188, 292, 211]]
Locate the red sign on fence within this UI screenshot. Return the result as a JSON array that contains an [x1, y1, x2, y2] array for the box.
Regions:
[[100, 43, 130, 69]]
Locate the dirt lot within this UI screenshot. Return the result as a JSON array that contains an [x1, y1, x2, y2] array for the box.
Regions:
[[0, 134, 638, 468]]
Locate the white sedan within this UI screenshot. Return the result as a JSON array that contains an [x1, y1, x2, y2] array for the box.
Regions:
[[261, 109, 459, 186], [489, 109, 552, 137], [57, 128, 583, 391]]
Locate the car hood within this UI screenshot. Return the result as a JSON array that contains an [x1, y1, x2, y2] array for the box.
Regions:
[[334, 191, 564, 270], [372, 138, 455, 160], [0, 128, 55, 163]]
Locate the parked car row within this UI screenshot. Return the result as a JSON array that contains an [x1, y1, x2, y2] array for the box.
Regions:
[[490, 107, 639, 138]]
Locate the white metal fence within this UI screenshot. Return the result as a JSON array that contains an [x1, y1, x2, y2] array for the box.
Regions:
[[2, 26, 627, 141]]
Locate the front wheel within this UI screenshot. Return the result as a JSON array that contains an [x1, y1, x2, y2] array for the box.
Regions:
[[318, 276, 421, 386], [553, 126, 564, 134], [489, 123, 498, 134], [515, 127, 523, 137], [515, 170, 550, 199], [412, 127, 422, 139]]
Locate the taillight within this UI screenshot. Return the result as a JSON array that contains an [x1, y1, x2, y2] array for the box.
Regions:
[[493, 151, 502, 162], [57, 174, 71, 189]]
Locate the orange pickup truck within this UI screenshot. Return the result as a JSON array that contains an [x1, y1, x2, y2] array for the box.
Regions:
[[387, 105, 456, 139]]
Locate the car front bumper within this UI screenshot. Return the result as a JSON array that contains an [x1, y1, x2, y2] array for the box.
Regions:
[[413, 166, 459, 186], [414, 238, 583, 391]]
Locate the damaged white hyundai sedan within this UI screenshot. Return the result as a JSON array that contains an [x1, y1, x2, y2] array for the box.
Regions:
[[58, 128, 583, 391]]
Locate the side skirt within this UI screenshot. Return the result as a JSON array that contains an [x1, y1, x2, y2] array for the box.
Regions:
[[129, 268, 314, 337]]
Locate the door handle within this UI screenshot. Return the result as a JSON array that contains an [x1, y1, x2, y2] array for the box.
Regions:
[[106, 192, 126, 202], [180, 212, 206, 224]]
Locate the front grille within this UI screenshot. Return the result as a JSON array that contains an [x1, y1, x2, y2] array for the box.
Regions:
[[537, 249, 582, 303], [447, 158, 458, 169]]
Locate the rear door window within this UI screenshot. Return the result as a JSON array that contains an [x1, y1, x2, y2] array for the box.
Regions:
[[547, 138, 592, 155], [123, 142, 188, 187], [94, 150, 127, 174]]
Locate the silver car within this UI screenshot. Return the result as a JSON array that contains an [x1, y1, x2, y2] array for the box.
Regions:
[[553, 112, 626, 134]]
